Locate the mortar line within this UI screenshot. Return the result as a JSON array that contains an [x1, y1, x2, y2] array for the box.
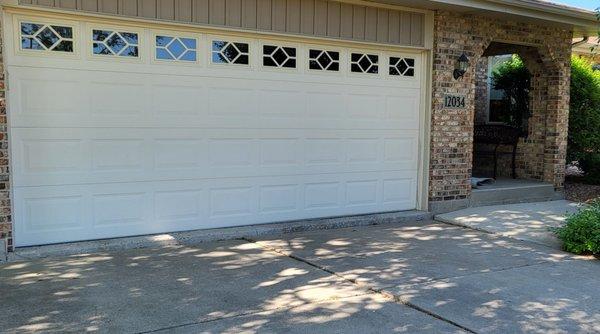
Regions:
[[243, 237, 479, 334]]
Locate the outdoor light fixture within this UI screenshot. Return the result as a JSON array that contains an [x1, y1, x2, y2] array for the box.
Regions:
[[453, 53, 469, 80]]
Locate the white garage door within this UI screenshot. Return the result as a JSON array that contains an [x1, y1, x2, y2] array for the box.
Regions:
[[7, 15, 423, 246]]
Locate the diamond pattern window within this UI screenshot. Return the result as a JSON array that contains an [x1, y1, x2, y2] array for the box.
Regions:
[[212, 41, 249, 65], [309, 50, 339, 71], [93, 30, 139, 57], [263, 45, 296, 68], [389, 57, 415, 77], [21, 22, 73, 52], [156, 35, 197, 61], [351, 53, 378, 74]]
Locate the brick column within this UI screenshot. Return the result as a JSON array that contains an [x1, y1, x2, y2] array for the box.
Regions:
[[428, 10, 572, 213], [0, 14, 11, 251]]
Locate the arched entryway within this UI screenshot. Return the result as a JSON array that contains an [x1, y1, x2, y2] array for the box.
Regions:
[[470, 41, 568, 204]]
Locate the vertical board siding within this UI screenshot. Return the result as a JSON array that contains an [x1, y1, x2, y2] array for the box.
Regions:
[[119, 0, 138, 16], [59, 0, 77, 9], [138, 0, 157, 18], [257, 0, 272, 30], [78, 0, 98, 11], [225, 0, 242, 27], [192, 0, 209, 23], [174, 0, 192, 22], [157, 0, 175, 20], [242, 0, 257, 29], [286, 0, 301, 33], [300, 0, 314, 35], [208, 0, 225, 25], [326, 1, 340, 37], [313, 0, 327, 36], [364, 7, 377, 41], [98, 0, 118, 14], [35, 0, 56, 6], [271, 0, 286, 32], [20, 0, 425, 47], [352, 6, 365, 40]]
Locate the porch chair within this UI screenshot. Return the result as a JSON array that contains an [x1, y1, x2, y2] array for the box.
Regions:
[[473, 124, 521, 179]]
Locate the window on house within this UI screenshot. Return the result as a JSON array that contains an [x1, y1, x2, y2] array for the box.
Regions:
[[309, 49, 339, 71], [263, 45, 296, 68], [21, 22, 74, 52], [156, 35, 197, 61], [212, 41, 249, 65], [351, 53, 378, 74], [93, 30, 139, 57], [389, 57, 415, 77]]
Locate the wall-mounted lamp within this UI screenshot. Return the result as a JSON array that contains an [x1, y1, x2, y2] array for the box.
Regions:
[[453, 53, 469, 80]]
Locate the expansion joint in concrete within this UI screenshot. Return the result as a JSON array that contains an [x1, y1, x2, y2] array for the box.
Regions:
[[243, 237, 479, 334]]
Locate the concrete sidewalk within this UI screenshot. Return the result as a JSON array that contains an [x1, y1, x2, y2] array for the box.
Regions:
[[1, 220, 598, 333], [435, 200, 580, 249]]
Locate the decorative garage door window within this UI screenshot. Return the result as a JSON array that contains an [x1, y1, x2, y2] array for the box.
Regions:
[[212, 41, 249, 65], [308, 49, 339, 71], [20, 22, 73, 52], [389, 57, 415, 77], [93, 30, 139, 57], [351, 53, 378, 74], [156, 35, 197, 61], [263, 45, 296, 68], [20, 21, 416, 81]]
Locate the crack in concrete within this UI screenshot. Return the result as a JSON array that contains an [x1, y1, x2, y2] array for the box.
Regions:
[[435, 219, 563, 252], [244, 237, 479, 334]]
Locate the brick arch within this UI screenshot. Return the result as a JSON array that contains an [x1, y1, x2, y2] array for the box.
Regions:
[[428, 10, 572, 212]]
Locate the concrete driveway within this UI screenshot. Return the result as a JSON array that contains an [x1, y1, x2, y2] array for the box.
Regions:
[[1, 221, 598, 334]]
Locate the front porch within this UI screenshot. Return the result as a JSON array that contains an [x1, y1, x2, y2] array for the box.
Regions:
[[428, 11, 572, 213], [471, 178, 561, 207]]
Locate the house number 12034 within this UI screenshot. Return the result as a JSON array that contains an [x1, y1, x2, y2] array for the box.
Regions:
[[443, 94, 466, 109]]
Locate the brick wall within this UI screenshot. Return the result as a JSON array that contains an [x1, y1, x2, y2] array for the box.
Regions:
[[429, 11, 572, 210], [0, 15, 10, 251], [474, 57, 489, 124]]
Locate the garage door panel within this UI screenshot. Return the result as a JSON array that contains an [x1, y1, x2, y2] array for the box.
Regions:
[[9, 67, 420, 130], [14, 171, 416, 246], [8, 16, 424, 246], [12, 128, 419, 186]]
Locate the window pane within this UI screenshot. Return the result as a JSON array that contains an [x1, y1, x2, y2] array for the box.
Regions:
[[181, 38, 196, 49], [93, 42, 111, 55], [53, 40, 73, 52], [94, 30, 139, 57], [156, 48, 173, 60], [120, 46, 138, 57], [93, 30, 112, 42], [156, 35, 172, 47], [21, 23, 43, 36], [21, 37, 44, 50], [121, 32, 138, 44], [309, 50, 339, 71], [20, 22, 74, 53], [212, 52, 228, 63], [37, 27, 60, 49], [180, 50, 196, 61], [235, 54, 249, 65], [212, 41, 249, 65], [51, 25, 73, 38]]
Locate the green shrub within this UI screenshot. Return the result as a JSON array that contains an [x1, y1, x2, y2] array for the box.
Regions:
[[554, 200, 600, 255], [491, 55, 531, 133], [568, 56, 600, 184]]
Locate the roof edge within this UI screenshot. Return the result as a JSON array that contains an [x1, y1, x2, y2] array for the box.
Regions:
[[424, 0, 598, 34]]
